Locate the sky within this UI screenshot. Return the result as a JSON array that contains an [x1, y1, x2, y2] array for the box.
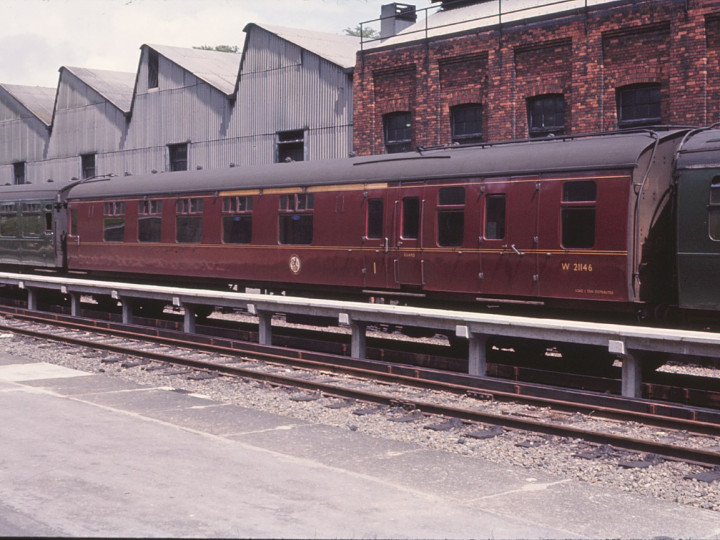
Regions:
[[0, 0, 435, 88]]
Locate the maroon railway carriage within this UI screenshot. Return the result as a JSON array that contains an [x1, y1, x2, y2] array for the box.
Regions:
[[63, 129, 684, 319]]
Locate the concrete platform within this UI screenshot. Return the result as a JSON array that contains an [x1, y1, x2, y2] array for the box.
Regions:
[[0, 353, 718, 538]]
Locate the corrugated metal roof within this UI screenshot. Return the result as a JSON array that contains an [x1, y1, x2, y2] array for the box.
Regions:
[[247, 24, 360, 70], [0, 83, 56, 126], [369, 0, 621, 48], [147, 44, 242, 96], [61, 67, 135, 114]]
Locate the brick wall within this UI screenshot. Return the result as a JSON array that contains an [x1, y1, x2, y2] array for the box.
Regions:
[[353, 0, 720, 155]]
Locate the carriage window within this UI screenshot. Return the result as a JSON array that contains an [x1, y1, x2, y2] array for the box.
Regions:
[[485, 195, 505, 240], [223, 196, 253, 244], [562, 181, 596, 248], [709, 178, 720, 241], [103, 201, 126, 242], [402, 197, 420, 239], [0, 203, 17, 237], [366, 198, 383, 240], [437, 187, 464, 246], [139, 200, 163, 243], [21, 203, 44, 238], [70, 208, 78, 237], [279, 193, 314, 245], [176, 198, 203, 243]]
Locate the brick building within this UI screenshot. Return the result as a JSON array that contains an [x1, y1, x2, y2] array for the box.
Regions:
[[353, 0, 720, 155]]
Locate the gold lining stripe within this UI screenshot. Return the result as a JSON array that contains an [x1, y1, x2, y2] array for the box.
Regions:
[[75, 242, 628, 256], [307, 182, 388, 193], [260, 187, 302, 195], [218, 189, 261, 197]]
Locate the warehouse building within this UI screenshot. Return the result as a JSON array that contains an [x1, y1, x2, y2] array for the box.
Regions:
[[0, 24, 359, 185]]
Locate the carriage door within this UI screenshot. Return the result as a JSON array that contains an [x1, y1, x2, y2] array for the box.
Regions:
[[480, 177, 539, 298], [392, 185, 425, 287], [362, 190, 391, 290]]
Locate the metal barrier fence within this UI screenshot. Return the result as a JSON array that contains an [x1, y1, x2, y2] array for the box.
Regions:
[[1, 271, 718, 399]]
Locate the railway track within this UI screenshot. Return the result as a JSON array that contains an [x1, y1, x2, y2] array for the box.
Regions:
[[1, 306, 719, 469]]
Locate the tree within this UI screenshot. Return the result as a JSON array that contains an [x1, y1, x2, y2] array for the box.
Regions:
[[193, 45, 240, 53], [343, 25, 379, 39]]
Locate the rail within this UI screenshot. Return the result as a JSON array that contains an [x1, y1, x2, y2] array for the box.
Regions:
[[359, 0, 602, 51], [1, 271, 719, 400]]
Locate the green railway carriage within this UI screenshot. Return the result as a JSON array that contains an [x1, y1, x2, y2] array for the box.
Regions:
[[0, 183, 64, 269], [676, 130, 720, 312]]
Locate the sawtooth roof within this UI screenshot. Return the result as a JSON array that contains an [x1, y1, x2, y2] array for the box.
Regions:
[[0, 83, 56, 126], [245, 23, 360, 70], [61, 67, 135, 114], [145, 44, 242, 96]]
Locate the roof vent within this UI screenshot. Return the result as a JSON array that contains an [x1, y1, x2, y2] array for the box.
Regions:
[[380, 3, 417, 39]]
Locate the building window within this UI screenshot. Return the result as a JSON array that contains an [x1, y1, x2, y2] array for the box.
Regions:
[[617, 84, 661, 129], [277, 130, 305, 163], [527, 94, 565, 138], [176, 198, 203, 243], [223, 196, 253, 244], [383, 112, 412, 154], [437, 186, 465, 246], [168, 143, 188, 172], [279, 193, 314, 245], [13, 162, 25, 185], [451, 104, 483, 145], [366, 199, 384, 240], [485, 195, 506, 240], [139, 199, 163, 243], [81, 153, 96, 179], [148, 49, 159, 89], [103, 201, 126, 242], [562, 181, 596, 248]]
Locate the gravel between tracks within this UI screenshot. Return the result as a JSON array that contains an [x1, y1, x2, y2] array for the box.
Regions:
[[2, 327, 719, 513]]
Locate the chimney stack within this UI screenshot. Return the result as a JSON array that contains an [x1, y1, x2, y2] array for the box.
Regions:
[[380, 3, 417, 39]]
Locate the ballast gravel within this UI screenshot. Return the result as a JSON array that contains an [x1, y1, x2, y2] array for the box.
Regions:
[[3, 329, 719, 513]]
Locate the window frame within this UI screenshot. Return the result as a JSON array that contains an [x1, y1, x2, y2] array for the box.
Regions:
[[138, 199, 163, 243], [222, 196, 254, 244], [168, 143, 188, 172], [383, 111, 413, 154], [276, 130, 305, 163], [103, 200, 126, 242], [0, 203, 18, 238], [365, 198, 384, 240], [176, 197, 203, 243], [450, 104, 483, 145], [278, 193, 314, 245], [148, 49, 159, 89], [527, 94, 565, 138], [437, 186, 465, 247], [561, 181, 597, 249], [13, 162, 25, 185], [401, 196, 420, 240], [484, 194, 506, 240], [708, 178, 720, 241], [81, 153, 96, 179], [617, 83, 661, 129]]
